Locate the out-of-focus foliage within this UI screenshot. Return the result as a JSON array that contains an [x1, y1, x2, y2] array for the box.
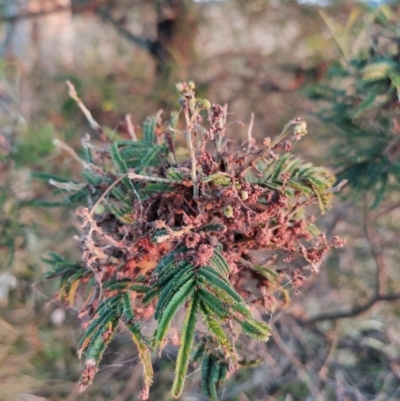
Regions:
[[307, 6, 400, 207], [287, 6, 400, 401]]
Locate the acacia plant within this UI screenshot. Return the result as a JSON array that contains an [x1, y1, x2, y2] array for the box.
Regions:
[[45, 81, 344, 400]]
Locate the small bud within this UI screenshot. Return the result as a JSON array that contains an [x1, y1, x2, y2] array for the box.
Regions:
[[240, 190, 249, 201], [188, 81, 195, 90], [202, 99, 211, 110], [293, 121, 307, 135], [262, 137, 271, 147], [223, 205, 234, 218], [176, 82, 184, 92], [94, 204, 105, 215]]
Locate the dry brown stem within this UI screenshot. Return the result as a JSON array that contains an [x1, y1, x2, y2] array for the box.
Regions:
[[66, 80, 107, 142]]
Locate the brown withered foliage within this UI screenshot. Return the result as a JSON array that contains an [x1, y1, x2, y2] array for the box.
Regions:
[[76, 112, 341, 315]]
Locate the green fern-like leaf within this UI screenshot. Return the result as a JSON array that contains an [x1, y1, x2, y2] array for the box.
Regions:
[[154, 278, 196, 348], [167, 168, 184, 180], [120, 146, 148, 168], [129, 328, 154, 390], [81, 169, 103, 187], [238, 357, 263, 368], [287, 179, 314, 196], [199, 351, 228, 401], [140, 144, 165, 168], [198, 268, 243, 304], [110, 142, 131, 189], [199, 302, 233, 353], [123, 292, 154, 390], [270, 153, 291, 181], [239, 320, 271, 341], [107, 203, 135, 224], [105, 279, 132, 292], [77, 295, 122, 357], [171, 295, 199, 398], [200, 352, 213, 399], [115, 139, 150, 147], [153, 247, 187, 275], [209, 251, 230, 277], [85, 315, 119, 364], [143, 110, 163, 144], [154, 263, 195, 319], [198, 289, 230, 319], [111, 186, 132, 207], [143, 259, 188, 305], [141, 182, 176, 196]]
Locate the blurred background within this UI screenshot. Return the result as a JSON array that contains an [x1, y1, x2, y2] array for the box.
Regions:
[[1, 0, 400, 400]]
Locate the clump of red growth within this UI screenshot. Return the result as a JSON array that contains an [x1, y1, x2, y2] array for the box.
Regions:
[[68, 81, 345, 398]]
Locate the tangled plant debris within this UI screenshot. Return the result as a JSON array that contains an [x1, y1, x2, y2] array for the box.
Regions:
[[45, 81, 344, 400]]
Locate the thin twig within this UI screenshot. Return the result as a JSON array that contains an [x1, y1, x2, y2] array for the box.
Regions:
[[53, 138, 107, 179], [128, 172, 183, 185], [247, 112, 255, 154], [187, 132, 198, 197], [222, 103, 228, 126], [374, 200, 400, 219], [240, 118, 298, 177], [215, 103, 228, 153], [227, 121, 245, 127], [262, 118, 298, 157], [125, 114, 138, 141], [53, 138, 88, 168], [66, 80, 107, 142], [167, 127, 184, 136], [183, 107, 198, 198], [271, 326, 324, 401], [318, 327, 338, 380], [303, 292, 400, 324], [324, 179, 348, 194]]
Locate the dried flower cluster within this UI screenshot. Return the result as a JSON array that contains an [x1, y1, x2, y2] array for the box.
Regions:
[[45, 81, 344, 400]]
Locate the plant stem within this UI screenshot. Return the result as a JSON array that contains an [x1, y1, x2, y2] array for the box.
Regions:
[[66, 80, 107, 142], [183, 108, 198, 198], [128, 172, 183, 185]]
